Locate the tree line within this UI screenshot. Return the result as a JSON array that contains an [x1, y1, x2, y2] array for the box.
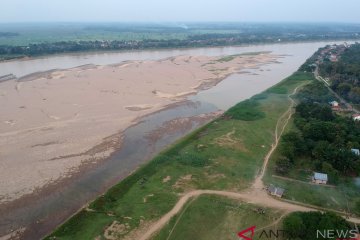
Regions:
[[319, 43, 360, 104], [275, 81, 360, 183], [1, 32, 360, 61]]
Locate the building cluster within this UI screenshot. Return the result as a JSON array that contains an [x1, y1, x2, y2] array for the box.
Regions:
[[317, 43, 349, 63]]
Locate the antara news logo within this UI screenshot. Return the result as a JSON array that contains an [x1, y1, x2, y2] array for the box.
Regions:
[[237, 226, 360, 240]]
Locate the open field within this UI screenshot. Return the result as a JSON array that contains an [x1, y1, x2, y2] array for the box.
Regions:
[[45, 71, 312, 239], [152, 195, 286, 240]]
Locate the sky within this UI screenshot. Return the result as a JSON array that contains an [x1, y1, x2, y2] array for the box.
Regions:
[[2, 0, 360, 23]]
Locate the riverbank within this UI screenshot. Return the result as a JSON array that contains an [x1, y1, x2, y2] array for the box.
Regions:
[[44, 71, 313, 239]]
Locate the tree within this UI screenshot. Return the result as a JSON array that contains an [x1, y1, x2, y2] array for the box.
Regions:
[[321, 162, 339, 184], [275, 156, 292, 175], [283, 212, 351, 240], [349, 87, 360, 103], [355, 200, 360, 215], [335, 83, 352, 97], [283, 213, 306, 239], [312, 141, 331, 162]]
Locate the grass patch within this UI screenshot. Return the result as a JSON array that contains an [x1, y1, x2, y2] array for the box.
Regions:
[[51, 211, 114, 240], [225, 100, 266, 121], [152, 195, 285, 240], [177, 153, 210, 167], [267, 86, 288, 94], [216, 52, 268, 63], [216, 55, 239, 62]]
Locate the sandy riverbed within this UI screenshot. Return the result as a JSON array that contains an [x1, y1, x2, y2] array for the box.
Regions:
[[0, 53, 278, 203]]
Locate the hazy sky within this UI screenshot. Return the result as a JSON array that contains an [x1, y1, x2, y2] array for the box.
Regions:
[[2, 0, 360, 23]]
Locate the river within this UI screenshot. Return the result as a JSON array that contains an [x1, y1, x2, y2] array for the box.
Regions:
[[0, 41, 349, 239]]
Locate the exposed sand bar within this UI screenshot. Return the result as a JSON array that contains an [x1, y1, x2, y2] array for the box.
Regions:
[[0, 53, 278, 203]]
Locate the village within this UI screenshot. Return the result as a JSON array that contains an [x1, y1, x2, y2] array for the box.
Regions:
[[268, 44, 360, 203], [268, 98, 360, 202]]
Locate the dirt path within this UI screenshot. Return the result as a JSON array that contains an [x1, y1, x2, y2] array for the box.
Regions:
[[139, 190, 310, 240], [252, 84, 302, 189], [254, 212, 288, 233], [140, 85, 360, 240]]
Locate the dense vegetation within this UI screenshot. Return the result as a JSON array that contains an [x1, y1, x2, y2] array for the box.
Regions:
[[319, 43, 360, 104], [1, 22, 360, 60], [225, 99, 266, 121], [275, 81, 360, 183], [283, 212, 352, 239]]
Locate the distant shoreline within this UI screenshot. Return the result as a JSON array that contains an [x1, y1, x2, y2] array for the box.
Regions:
[[1, 37, 358, 63]]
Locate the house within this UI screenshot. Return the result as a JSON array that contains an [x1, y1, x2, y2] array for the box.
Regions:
[[329, 101, 339, 108], [352, 149, 360, 156], [329, 101, 340, 110], [330, 54, 338, 62], [268, 185, 285, 198], [312, 172, 328, 184], [353, 114, 360, 121]]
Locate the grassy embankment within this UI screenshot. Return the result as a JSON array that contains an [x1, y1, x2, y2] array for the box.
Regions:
[[46, 72, 312, 240]]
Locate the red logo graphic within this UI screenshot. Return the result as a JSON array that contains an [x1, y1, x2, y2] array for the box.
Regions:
[[238, 226, 256, 240]]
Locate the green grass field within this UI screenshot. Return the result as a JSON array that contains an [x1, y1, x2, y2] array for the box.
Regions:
[[46, 72, 312, 239], [152, 195, 285, 240]]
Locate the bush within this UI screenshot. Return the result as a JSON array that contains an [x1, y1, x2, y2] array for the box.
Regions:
[[267, 86, 288, 94], [251, 93, 268, 100], [225, 100, 265, 121], [355, 200, 360, 215], [275, 156, 292, 175], [177, 153, 210, 167], [283, 212, 351, 239]]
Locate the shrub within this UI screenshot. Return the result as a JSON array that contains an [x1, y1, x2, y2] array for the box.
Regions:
[[177, 153, 210, 167], [267, 86, 288, 94], [225, 100, 265, 121]]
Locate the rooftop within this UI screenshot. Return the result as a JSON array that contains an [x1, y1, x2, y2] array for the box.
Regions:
[[352, 149, 360, 155], [269, 185, 285, 196], [314, 172, 328, 181]]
